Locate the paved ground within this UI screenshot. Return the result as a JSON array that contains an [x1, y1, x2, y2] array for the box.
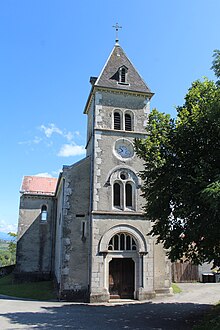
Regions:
[[0, 283, 219, 330]]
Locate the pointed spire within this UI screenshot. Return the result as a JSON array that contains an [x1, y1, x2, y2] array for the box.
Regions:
[[112, 23, 122, 45], [94, 44, 153, 95]]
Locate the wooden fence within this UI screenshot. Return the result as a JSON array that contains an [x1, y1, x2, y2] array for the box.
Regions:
[[172, 262, 199, 282]]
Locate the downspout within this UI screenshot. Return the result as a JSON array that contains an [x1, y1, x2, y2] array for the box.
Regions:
[[58, 177, 65, 299], [50, 194, 57, 278]]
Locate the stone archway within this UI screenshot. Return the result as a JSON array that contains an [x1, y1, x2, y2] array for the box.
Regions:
[[99, 225, 148, 300]]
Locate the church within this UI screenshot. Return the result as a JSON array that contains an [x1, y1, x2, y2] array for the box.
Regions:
[[15, 37, 172, 302]]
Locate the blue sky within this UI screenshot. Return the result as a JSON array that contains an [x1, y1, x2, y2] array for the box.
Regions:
[[0, 0, 219, 233]]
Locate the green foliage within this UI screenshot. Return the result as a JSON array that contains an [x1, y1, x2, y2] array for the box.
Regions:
[[0, 233, 17, 267], [211, 49, 220, 85], [7, 232, 17, 256], [135, 59, 220, 267], [0, 274, 56, 300]]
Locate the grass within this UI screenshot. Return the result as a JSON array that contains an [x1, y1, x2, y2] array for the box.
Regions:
[[172, 283, 182, 294], [0, 274, 56, 300], [193, 302, 220, 330]]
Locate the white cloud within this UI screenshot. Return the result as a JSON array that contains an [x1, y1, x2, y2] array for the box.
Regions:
[[0, 219, 17, 234], [40, 124, 63, 138], [18, 136, 42, 145], [33, 170, 61, 178], [34, 172, 53, 178], [39, 123, 76, 143], [58, 144, 85, 157], [20, 123, 84, 157], [52, 169, 62, 176], [64, 131, 73, 141], [33, 136, 42, 144]]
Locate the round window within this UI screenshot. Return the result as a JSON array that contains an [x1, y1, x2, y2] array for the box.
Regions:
[[120, 172, 128, 180]]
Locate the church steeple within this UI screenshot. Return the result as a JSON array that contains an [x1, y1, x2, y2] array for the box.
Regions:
[[94, 44, 153, 96], [84, 43, 153, 114]]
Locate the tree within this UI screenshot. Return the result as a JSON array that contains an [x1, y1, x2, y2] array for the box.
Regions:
[[7, 232, 17, 261], [211, 49, 220, 86], [135, 54, 220, 267], [0, 233, 17, 267]]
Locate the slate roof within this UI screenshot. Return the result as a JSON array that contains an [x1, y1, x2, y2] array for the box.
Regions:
[[95, 44, 152, 94], [21, 176, 58, 196]]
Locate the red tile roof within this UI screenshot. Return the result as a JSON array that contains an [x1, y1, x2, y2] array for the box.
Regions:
[[21, 176, 58, 196]]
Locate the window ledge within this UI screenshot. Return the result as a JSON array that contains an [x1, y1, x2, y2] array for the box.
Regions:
[[117, 82, 130, 86], [92, 210, 144, 216]]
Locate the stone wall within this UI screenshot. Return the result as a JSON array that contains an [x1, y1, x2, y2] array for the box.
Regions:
[[58, 157, 91, 301], [15, 194, 55, 281]]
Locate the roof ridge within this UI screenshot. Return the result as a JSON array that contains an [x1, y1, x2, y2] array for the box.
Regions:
[[95, 44, 117, 86]]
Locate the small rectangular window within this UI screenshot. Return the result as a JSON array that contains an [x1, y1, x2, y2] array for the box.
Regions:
[[41, 211, 47, 221], [81, 221, 86, 241], [41, 205, 48, 221]]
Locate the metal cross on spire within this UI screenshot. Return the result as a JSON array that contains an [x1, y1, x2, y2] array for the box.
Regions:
[[112, 23, 122, 44]]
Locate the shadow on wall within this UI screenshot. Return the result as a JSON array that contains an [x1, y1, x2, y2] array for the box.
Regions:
[[15, 201, 54, 282]]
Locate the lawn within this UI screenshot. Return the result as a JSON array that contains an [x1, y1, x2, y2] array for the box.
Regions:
[[0, 274, 56, 300]]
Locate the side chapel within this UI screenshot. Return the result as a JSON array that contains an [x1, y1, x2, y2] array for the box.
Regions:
[[15, 38, 172, 302]]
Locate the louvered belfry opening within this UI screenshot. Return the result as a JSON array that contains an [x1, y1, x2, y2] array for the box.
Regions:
[[121, 68, 126, 83], [125, 113, 132, 131], [114, 112, 121, 130]]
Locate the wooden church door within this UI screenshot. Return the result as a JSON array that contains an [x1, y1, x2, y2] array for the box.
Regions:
[[109, 258, 134, 299]]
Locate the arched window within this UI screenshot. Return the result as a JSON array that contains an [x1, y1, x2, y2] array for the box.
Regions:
[[125, 113, 132, 131], [114, 112, 121, 130], [41, 205, 47, 221], [108, 233, 137, 251], [111, 169, 137, 211], [113, 182, 121, 208], [125, 183, 133, 208]]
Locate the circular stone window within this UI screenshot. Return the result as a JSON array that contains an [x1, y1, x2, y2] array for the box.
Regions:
[[120, 172, 128, 180]]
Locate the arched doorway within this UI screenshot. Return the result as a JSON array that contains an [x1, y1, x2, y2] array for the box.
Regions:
[[99, 225, 148, 301], [107, 232, 137, 299], [109, 258, 134, 299]]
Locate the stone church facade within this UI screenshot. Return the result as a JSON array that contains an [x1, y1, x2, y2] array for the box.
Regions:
[[15, 42, 171, 302]]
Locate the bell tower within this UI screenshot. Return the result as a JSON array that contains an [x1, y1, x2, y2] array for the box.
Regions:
[[83, 38, 171, 302]]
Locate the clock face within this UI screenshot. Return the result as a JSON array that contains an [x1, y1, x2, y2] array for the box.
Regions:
[[115, 139, 134, 159]]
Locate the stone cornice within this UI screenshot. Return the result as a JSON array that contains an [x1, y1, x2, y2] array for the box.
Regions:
[[92, 210, 144, 216], [84, 85, 153, 114], [94, 127, 147, 136]]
